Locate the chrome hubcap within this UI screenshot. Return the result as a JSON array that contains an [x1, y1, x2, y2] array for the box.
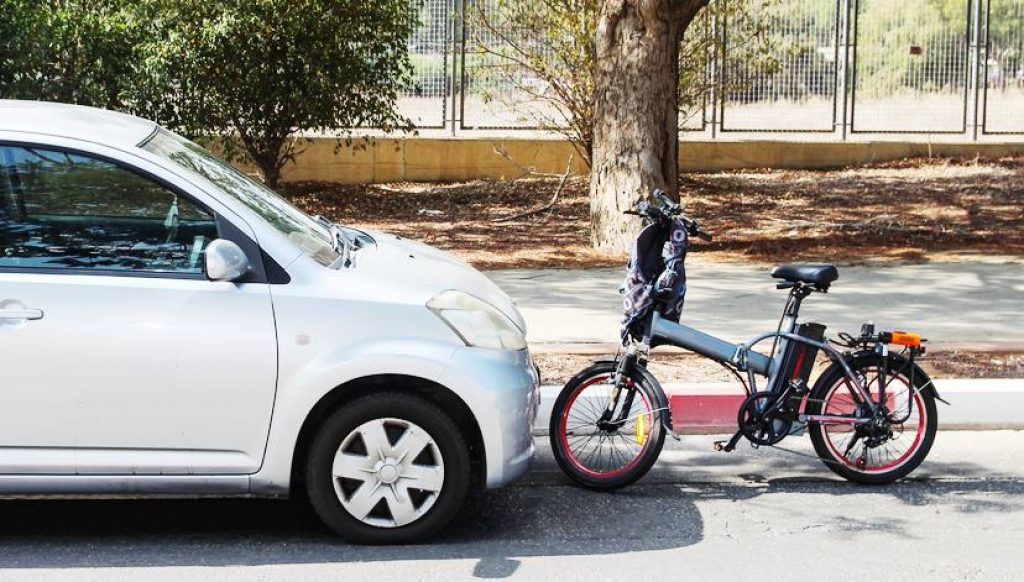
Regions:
[[332, 418, 444, 528]]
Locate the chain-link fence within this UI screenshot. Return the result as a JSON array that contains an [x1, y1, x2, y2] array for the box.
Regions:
[[457, 0, 566, 129], [402, 0, 451, 128], [983, 0, 1024, 133], [721, 0, 840, 132], [851, 0, 970, 133], [398, 0, 1024, 138]]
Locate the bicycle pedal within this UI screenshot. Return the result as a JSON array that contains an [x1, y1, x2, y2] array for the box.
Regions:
[[714, 430, 744, 453]]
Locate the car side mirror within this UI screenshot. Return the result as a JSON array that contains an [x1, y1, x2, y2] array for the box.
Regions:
[[204, 239, 250, 282]]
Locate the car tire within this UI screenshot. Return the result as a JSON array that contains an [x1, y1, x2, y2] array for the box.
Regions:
[[305, 391, 471, 544]]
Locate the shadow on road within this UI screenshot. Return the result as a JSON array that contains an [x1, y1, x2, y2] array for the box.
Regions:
[[0, 483, 703, 575], [0, 464, 1020, 578]]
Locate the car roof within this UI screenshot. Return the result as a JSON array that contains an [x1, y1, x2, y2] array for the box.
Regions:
[[0, 100, 157, 147]]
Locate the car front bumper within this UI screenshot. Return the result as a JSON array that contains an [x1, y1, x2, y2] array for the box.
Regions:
[[437, 346, 540, 488]]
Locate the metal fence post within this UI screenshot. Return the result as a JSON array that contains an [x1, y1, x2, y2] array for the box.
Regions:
[[709, 4, 722, 140], [968, 0, 986, 140], [836, 0, 853, 140], [449, 0, 461, 135]]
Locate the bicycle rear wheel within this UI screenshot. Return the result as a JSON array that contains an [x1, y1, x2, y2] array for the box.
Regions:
[[549, 361, 666, 491], [807, 353, 937, 484]]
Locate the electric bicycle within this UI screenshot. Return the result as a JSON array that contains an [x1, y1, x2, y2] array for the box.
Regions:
[[549, 191, 944, 490]]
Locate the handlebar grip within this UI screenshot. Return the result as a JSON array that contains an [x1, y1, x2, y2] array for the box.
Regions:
[[696, 231, 713, 242]]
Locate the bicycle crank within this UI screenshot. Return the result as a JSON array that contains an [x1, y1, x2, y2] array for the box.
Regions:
[[737, 392, 795, 446]]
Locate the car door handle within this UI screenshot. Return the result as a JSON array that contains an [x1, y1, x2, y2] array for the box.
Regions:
[[0, 308, 44, 320]]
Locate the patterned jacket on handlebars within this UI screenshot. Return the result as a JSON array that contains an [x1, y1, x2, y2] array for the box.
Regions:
[[621, 217, 689, 340]]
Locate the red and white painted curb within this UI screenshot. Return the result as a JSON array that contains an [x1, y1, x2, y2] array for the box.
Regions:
[[533, 378, 1024, 434]]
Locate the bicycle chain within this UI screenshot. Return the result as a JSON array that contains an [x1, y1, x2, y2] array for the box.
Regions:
[[757, 411, 910, 468]]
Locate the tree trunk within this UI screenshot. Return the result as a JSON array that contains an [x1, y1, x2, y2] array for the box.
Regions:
[[589, 0, 707, 252], [242, 133, 287, 191], [260, 161, 282, 191]]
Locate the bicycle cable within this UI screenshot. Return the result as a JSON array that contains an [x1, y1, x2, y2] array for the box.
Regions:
[[714, 358, 750, 396], [767, 291, 794, 360]]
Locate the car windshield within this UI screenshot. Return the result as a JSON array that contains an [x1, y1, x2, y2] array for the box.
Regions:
[[141, 129, 340, 266]]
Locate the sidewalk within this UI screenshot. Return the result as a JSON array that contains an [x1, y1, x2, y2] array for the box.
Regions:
[[487, 259, 1024, 349]]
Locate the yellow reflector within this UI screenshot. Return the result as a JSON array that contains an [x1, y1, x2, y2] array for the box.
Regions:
[[636, 413, 647, 445]]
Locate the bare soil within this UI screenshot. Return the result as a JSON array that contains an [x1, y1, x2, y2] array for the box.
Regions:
[[282, 178, 606, 270], [281, 155, 1024, 270]]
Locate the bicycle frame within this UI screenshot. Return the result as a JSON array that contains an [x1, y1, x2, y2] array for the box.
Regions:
[[650, 313, 878, 424], [638, 283, 884, 427]]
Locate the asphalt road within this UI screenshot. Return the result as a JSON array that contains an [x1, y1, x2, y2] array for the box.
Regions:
[[1, 431, 1022, 581]]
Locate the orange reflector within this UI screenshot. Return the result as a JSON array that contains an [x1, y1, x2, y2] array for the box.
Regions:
[[890, 331, 922, 347]]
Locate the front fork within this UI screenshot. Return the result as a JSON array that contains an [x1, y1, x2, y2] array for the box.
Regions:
[[598, 349, 641, 430]]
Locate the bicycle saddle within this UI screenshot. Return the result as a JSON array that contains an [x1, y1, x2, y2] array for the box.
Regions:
[[770, 264, 839, 287]]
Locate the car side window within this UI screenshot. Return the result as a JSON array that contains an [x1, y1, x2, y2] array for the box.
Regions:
[[0, 145, 218, 274]]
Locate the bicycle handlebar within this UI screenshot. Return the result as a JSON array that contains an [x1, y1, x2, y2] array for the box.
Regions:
[[624, 189, 713, 242]]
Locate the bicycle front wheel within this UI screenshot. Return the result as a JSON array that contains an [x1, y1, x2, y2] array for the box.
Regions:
[[549, 361, 666, 491]]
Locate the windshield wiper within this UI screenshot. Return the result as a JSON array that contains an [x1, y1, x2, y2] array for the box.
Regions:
[[315, 215, 356, 267]]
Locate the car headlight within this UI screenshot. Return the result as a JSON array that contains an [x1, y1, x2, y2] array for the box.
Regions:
[[427, 290, 527, 350]]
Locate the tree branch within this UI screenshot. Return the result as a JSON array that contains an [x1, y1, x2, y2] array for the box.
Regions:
[[492, 152, 575, 223]]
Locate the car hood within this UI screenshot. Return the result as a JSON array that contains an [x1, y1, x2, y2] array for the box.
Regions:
[[347, 229, 526, 333]]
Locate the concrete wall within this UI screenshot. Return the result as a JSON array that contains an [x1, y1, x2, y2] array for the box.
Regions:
[[278, 138, 1024, 184]]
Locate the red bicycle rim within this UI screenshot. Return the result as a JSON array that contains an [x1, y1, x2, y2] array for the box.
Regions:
[[559, 374, 654, 478], [821, 372, 926, 473]]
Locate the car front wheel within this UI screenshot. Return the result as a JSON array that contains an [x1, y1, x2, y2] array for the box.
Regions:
[[305, 392, 471, 544]]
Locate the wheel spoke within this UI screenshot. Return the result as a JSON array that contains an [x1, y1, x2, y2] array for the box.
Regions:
[[402, 464, 444, 492], [393, 426, 431, 464], [345, 480, 385, 521], [386, 486, 420, 527], [332, 451, 373, 480], [359, 421, 392, 459]]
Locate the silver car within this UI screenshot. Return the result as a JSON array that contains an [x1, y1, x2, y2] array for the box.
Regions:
[[0, 101, 539, 544]]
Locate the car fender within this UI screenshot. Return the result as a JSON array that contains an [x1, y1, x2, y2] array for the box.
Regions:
[[251, 338, 460, 494]]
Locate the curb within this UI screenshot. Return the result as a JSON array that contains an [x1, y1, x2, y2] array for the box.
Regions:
[[533, 378, 1024, 435]]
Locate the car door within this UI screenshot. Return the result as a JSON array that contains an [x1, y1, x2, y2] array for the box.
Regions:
[[0, 143, 278, 475]]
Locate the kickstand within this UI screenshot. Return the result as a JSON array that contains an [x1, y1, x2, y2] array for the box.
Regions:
[[713, 430, 744, 453], [666, 424, 682, 441]]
